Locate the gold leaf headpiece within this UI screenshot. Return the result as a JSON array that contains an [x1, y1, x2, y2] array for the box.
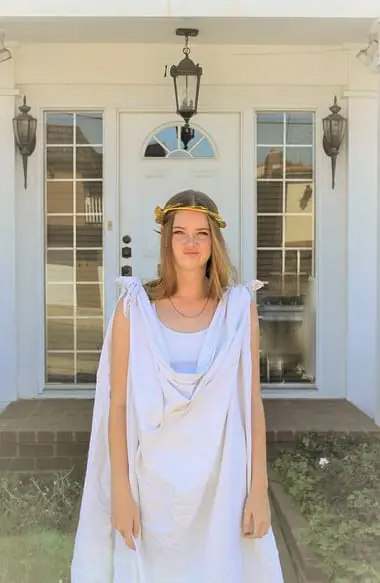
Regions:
[[154, 204, 227, 229]]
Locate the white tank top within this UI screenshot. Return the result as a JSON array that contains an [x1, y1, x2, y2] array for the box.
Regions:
[[153, 306, 207, 373]]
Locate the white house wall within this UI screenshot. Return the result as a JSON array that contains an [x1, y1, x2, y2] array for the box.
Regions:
[[0, 40, 379, 415], [1, 0, 380, 18]]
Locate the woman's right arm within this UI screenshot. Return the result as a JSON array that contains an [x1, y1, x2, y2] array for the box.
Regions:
[[109, 299, 140, 550]]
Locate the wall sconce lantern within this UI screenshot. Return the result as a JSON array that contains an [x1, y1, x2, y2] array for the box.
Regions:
[[13, 96, 37, 189], [170, 28, 202, 145], [322, 96, 346, 189]]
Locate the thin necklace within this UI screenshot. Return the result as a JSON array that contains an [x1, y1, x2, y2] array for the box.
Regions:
[[168, 295, 210, 319]]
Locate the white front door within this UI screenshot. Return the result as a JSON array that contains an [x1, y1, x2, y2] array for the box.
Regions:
[[119, 112, 241, 281]]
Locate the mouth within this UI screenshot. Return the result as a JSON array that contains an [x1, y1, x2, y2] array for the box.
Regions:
[[183, 251, 200, 257]]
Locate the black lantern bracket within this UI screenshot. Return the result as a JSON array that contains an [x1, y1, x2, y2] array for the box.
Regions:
[[322, 96, 347, 190], [169, 28, 203, 138], [13, 96, 37, 189]]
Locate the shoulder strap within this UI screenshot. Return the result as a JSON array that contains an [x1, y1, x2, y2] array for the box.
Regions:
[[115, 276, 142, 318]]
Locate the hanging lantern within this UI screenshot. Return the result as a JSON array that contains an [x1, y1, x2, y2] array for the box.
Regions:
[[13, 96, 37, 189], [170, 28, 203, 126], [322, 96, 346, 189]]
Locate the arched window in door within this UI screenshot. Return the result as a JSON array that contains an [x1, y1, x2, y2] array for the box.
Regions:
[[143, 124, 217, 159]]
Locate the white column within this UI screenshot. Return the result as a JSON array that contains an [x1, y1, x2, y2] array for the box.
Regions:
[[345, 90, 378, 420], [0, 62, 18, 407], [376, 74, 380, 426]]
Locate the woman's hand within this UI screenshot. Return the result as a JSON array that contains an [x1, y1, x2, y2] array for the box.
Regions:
[[242, 485, 271, 539], [112, 488, 141, 550]]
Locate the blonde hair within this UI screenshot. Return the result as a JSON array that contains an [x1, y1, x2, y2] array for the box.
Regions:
[[144, 190, 236, 301]]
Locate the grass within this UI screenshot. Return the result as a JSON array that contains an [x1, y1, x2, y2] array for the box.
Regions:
[[272, 433, 380, 583], [0, 471, 82, 583]]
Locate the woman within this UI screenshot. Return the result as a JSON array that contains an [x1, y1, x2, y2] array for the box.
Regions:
[[71, 190, 284, 582]]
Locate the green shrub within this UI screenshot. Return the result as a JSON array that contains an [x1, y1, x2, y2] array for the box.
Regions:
[[273, 433, 380, 582]]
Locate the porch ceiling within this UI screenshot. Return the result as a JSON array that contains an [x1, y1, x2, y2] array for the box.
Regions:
[[0, 16, 374, 45]]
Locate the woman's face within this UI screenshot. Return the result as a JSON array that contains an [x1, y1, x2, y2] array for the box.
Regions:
[[171, 210, 212, 274]]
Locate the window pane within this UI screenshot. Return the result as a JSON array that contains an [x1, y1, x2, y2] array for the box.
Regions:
[[257, 147, 283, 179], [257, 250, 282, 279], [257, 182, 283, 214], [77, 319, 103, 350], [76, 146, 103, 179], [76, 250, 103, 282], [257, 113, 283, 145], [47, 319, 74, 350], [76, 181, 103, 216], [44, 111, 104, 386], [76, 284, 103, 318], [191, 139, 215, 158], [285, 250, 298, 272], [155, 126, 178, 151], [256, 110, 316, 385], [46, 113, 74, 145], [285, 147, 313, 180], [257, 216, 282, 247], [300, 250, 313, 274], [76, 113, 103, 145], [286, 113, 313, 145], [285, 216, 313, 248], [286, 183, 313, 213], [47, 216, 74, 247], [46, 353, 75, 383], [46, 250, 74, 283], [46, 284, 74, 317], [46, 182, 73, 214], [77, 353, 100, 383], [46, 147, 73, 179], [144, 140, 167, 157], [76, 215, 102, 248]]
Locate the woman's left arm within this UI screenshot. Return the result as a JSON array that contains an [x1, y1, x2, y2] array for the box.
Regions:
[[242, 301, 271, 538]]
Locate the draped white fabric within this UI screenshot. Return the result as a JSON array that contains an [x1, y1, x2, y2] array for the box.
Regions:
[[71, 277, 284, 583]]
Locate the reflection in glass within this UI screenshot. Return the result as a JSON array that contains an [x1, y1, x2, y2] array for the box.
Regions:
[[257, 147, 283, 179], [286, 113, 313, 145], [46, 182, 73, 214], [77, 318, 103, 351], [46, 113, 74, 145], [257, 250, 282, 279], [76, 284, 103, 318], [46, 250, 74, 283], [44, 111, 104, 385], [77, 353, 100, 383], [257, 182, 283, 214], [46, 147, 73, 180], [285, 215, 313, 248], [285, 147, 313, 179], [256, 110, 315, 384], [76, 146, 103, 179], [47, 353, 75, 384], [76, 113, 103, 145], [144, 125, 216, 159], [76, 216, 102, 248], [76, 250, 103, 282], [285, 250, 297, 272], [300, 250, 313, 273], [257, 216, 282, 247], [286, 183, 313, 213], [47, 216, 74, 247], [46, 285, 74, 318], [155, 126, 178, 151], [47, 319, 74, 350], [76, 182, 103, 221], [257, 113, 283, 145]]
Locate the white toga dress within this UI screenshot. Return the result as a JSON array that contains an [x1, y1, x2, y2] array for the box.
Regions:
[[71, 277, 284, 583]]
